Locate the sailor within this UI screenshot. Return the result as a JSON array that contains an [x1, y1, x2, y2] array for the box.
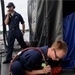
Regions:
[[3, 2, 29, 64], [11, 40, 67, 75]]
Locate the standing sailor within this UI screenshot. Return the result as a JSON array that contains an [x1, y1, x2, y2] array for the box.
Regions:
[[3, 2, 29, 64]]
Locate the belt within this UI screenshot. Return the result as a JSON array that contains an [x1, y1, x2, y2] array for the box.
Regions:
[[11, 27, 19, 30]]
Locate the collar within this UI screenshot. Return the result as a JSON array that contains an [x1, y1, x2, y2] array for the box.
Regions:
[[11, 11, 17, 17]]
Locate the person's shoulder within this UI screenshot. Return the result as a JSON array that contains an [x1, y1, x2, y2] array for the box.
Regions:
[[14, 11, 21, 16], [39, 45, 48, 48], [15, 11, 20, 16]]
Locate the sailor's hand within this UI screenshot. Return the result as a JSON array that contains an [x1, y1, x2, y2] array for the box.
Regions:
[[43, 65, 51, 74], [22, 30, 25, 35], [7, 10, 11, 16]]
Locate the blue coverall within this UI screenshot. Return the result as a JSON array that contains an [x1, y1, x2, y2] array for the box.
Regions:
[[5, 11, 28, 61], [11, 46, 48, 75]]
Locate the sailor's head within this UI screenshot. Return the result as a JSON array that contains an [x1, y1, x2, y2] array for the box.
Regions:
[[6, 2, 15, 9]]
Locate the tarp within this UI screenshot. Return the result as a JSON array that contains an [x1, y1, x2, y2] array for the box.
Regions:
[[62, 12, 75, 69], [46, 0, 63, 46], [28, 0, 63, 47], [28, 0, 47, 46]]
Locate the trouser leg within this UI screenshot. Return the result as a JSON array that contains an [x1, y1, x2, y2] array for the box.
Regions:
[[11, 61, 25, 75], [6, 36, 15, 60], [17, 36, 29, 48], [16, 31, 29, 48]]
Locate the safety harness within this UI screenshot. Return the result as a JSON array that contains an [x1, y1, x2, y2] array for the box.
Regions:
[[9, 47, 50, 75]]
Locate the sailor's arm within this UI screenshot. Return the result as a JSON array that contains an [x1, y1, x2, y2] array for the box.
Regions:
[[25, 65, 51, 75], [4, 10, 10, 25], [22, 23, 25, 35]]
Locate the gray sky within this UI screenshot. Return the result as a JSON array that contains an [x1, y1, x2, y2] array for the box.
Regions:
[[0, 0, 29, 31]]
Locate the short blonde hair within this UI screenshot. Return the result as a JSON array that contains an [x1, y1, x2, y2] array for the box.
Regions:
[[51, 40, 68, 55]]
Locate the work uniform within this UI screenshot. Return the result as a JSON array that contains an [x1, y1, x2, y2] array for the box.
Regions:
[[5, 11, 28, 61], [11, 46, 48, 75]]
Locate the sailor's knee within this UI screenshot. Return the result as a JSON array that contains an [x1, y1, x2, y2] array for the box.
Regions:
[[11, 61, 22, 71]]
